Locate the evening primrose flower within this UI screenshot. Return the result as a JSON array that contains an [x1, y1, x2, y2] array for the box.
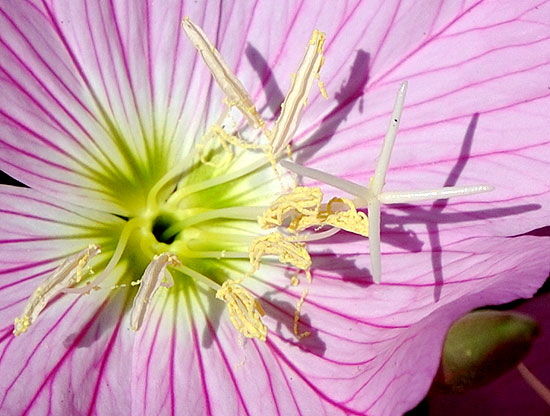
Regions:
[[1, 1, 549, 416]]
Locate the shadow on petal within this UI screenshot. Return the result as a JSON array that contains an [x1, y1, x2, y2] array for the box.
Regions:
[[261, 289, 327, 357], [62, 288, 131, 349], [295, 50, 371, 162], [427, 112, 478, 301], [310, 248, 373, 288], [246, 43, 285, 120]]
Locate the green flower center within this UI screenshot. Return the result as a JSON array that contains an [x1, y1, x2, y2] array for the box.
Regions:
[[151, 214, 178, 245], [13, 22, 336, 341]]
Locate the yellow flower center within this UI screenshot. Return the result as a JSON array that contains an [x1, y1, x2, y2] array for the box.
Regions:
[[13, 22, 340, 342]]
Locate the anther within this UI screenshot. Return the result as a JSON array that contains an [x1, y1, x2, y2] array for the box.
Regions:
[[269, 30, 326, 154], [13, 245, 101, 336], [258, 186, 323, 230], [249, 232, 312, 276], [182, 17, 265, 129], [216, 280, 267, 341], [130, 253, 180, 331]]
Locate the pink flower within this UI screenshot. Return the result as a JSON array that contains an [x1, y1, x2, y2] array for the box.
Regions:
[[0, 1, 549, 415]]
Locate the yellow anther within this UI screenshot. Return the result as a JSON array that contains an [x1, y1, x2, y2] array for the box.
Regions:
[[182, 17, 265, 129], [320, 197, 369, 237], [270, 29, 326, 154], [287, 196, 369, 237], [258, 186, 322, 229], [76, 248, 95, 283], [261, 186, 369, 237], [13, 316, 30, 336], [317, 79, 328, 99], [197, 126, 231, 167], [212, 125, 262, 151], [293, 288, 311, 339], [310, 29, 325, 51], [216, 280, 267, 341], [13, 244, 101, 336], [249, 232, 312, 275], [130, 253, 180, 331]]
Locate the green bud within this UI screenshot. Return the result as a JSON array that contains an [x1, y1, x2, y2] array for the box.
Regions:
[[432, 310, 539, 393]]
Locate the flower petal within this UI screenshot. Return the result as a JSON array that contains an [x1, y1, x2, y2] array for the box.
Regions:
[[285, 0, 550, 236], [0, 2, 130, 211], [131, 283, 350, 415], [0, 277, 133, 415], [128, 232, 549, 415], [0, 185, 121, 340], [254, 235, 549, 414], [0, 186, 137, 414], [0, 1, 228, 213], [1, 1, 549, 415]]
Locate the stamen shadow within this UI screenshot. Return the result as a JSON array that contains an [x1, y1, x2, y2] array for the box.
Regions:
[[245, 46, 370, 160], [62, 288, 130, 348], [379, 113, 542, 301], [331, 225, 425, 257], [426, 112, 479, 301], [309, 248, 373, 288], [201, 293, 225, 349], [245, 44, 285, 120], [294, 50, 371, 163], [383, 202, 541, 292], [261, 288, 327, 356], [513, 225, 550, 238], [198, 269, 227, 349]]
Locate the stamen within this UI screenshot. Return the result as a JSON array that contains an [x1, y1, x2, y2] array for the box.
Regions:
[[198, 124, 264, 167], [166, 156, 269, 205], [13, 245, 101, 336], [249, 232, 312, 276], [182, 17, 264, 129], [258, 186, 323, 230], [211, 125, 263, 151], [269, 30, 326, 154], [318, 197, 369, 236], [162, 206, 265, 241], [293, 288, 311, 339], [216, 280, 267, 341], [63, 217, 148, 294], [295, 227, 341, 242], [178, 249, 250, 260], [286, 196, 368, 236], [176, 263, 221, 292], [130, 253, 180, 331], [259, 186, 368, 236]]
